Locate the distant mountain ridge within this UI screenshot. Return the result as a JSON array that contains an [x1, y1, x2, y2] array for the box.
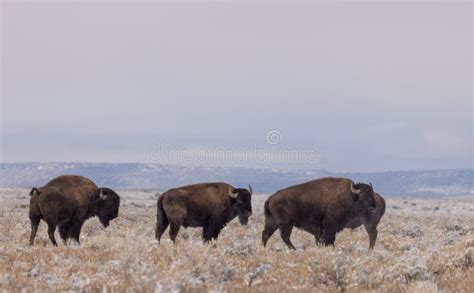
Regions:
[[0, 162, 472, 196]]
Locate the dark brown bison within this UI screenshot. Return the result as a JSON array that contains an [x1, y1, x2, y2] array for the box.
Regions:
[[262, 177, 376, 249], [155, 182, 252, 243], [29, 175, 120, 246]]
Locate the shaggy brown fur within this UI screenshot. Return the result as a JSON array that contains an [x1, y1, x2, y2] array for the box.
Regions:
[[29, 175, 120, 246], [156, 182, 252, 243], [262, 177, 376, 249]]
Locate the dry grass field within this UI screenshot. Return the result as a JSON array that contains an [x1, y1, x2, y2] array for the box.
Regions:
[[1, 188, 473, 292]]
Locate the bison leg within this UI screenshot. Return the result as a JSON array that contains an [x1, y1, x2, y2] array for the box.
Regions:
[[262, 219, 278, 247], [202, 222, 214, 242], [69, 222, 84, 244], [314, 231, 324, 246], [169, 221, 182, 243], [202, 223, 210, 241], [155, 217, 169, 243], [315, 226, 325, 245], [164, 205, 186, 244], [279, 225, 296, 250], [59, 222, 72, 245], [47, 223, 58, 246], [365, 224, 378, 249], [209, 229, 222, 241], [29, 217, 41, 246], [203, 229, 221, 242], [322, 226, 336, 246], [202, 221, 223, 242]]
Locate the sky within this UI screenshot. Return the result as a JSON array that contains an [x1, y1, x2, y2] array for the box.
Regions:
[[1, 1, 472, 172]]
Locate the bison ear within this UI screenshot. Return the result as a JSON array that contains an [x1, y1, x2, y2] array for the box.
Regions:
[[29, 187, 40, 196]]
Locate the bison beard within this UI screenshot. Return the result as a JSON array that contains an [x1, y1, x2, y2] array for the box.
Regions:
[[262, 177, 376, 249], [28, 175, 120, 246], [155, 182, 253, 243]]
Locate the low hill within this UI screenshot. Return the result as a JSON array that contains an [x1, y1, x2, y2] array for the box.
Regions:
[[0, 162, 472, 196]]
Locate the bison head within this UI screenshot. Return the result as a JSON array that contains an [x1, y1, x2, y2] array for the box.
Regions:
[[95, 188, 120, 227], [229, 185, 253, 225], [350, 182, 376, 213]]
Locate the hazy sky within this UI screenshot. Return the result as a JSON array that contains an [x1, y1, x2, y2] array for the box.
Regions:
[[1, 1, 472, 172]]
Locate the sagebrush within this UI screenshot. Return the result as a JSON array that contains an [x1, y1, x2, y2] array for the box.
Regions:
[[1, 189, 472, 292]]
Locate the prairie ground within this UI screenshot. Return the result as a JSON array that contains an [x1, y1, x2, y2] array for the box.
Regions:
[[0, 188, 473, 292]]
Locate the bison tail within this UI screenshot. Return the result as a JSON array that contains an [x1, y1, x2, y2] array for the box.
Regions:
[[264, 200, 272, 218], [156, 195, 168, 232], [29, 187, 40, 196], [379, 197, 386, 217]]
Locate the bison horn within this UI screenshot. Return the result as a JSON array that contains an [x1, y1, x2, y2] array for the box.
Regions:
[[99, 189, 108, 200], [248, 185, 253, 195], [350, 183, 361, 195], [229, 187, 239, 198]]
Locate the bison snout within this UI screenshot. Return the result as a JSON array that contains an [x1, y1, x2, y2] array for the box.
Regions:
[[238, 212, 251, 225], [100, 219, 110, 228], [239, 217, 249, 225]]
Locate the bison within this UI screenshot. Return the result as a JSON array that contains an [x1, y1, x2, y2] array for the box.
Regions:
[[29, 175, 120, 246], [155, 182, 253, 243], [262, 177, 376, 249]]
